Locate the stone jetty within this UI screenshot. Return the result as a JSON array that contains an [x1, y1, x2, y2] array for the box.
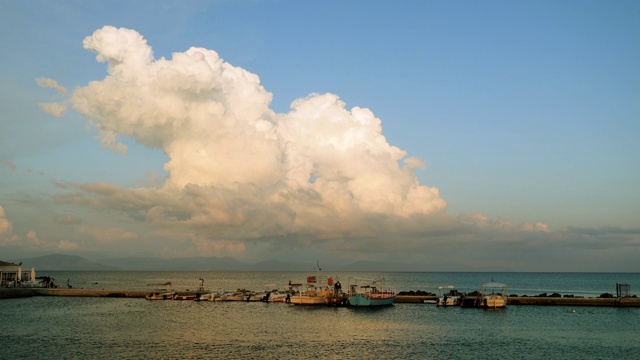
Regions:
[[2, 288, 640, 307], [393, 294, 640, 307], [0, 288, 148, 299]]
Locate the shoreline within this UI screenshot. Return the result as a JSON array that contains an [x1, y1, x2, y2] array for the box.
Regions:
[[2, 288, 640, 306]]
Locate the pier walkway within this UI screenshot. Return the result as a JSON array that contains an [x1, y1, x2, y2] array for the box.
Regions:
[[2, 289, 640, 307]]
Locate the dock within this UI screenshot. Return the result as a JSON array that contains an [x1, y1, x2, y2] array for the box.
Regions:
[[393, 295, 640, 307], [0, 288, 148, 299], [2, 289, 640, 307]]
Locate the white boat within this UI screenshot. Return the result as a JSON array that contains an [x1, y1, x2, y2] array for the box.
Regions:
[[194, 292, 215, 301], [145, 290, 175, 300], [348, 277, 395, 307], [479, 282, 507, 308], [245, 292, 265, 301], [219, 292, 246, 301], [266, 291, 288, 303], [436, 285, 460, 306], [173, 294, 197, 301], [263, 284, 289, 302], [145, 282, 175, 300]]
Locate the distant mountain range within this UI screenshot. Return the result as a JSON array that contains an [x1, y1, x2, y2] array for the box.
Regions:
[[8, 254, 424, 272]]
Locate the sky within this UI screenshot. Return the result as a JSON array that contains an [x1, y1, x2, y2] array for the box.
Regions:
[[1, 0, 639, 271]]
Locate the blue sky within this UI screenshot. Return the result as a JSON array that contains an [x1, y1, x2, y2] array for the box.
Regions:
[[1, 1, 638, 271]]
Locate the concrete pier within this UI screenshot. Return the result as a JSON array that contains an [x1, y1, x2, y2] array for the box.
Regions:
[[393, 295, 640, 307], [2, 288, 640, 307], [0, 288, 148, 299]]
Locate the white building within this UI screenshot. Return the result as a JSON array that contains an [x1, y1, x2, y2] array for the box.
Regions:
[[0, 260, 36, 288]]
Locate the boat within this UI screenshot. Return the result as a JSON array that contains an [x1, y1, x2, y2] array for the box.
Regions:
[[348, 277, 395, 307], [174, 294, 197, 301], [265, 290, 288, 303], [436, 285, 461, 306], [262, 284, 289, 302], [145, 282, 175, 300], [289, 281, 330, 305], [245, 292, 265, 301], [145, 290, 175, 300], [479, 282, 507, 308], [218, 291, 246, 301], [289, 263, 335, 305], [194, 292, 215, 301]]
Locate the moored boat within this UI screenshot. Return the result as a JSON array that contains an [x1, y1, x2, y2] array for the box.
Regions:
[[145, 282, 175, 300], [174, 294, 197, 300], [289, 281, 330, 305], [289, 263, 336, 305], [436, 285, 461, 306], [479, 282, 507, 308], [145, 291, 175, 300], [348, 277, 395, 307], [263, 284, 288, 302]]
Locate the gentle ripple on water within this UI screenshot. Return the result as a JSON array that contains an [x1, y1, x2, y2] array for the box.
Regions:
[[2, 271, 640, 359], [2, 297, 640, 359]]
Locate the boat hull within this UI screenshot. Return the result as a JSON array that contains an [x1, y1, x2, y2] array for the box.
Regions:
[[145, 292, 174, 300], [437, 296, 460, 306], [290, 295, 326, 305], [482, 294, 507, 308], [349, 294, 395, 307]]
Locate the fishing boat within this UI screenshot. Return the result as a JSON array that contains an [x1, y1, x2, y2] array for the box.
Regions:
[[145, 290, 175, 300], [145, 282, 175, 300], [479, 282, 507, 308], [194, 292, 215, 301], [348, 277, 395, 307], [245, 292, 265, 301], [263, 284, 289, 302], [289, 280, 331, 305], [173, 293, 197, 301], [265, 290, 288, 302], [436, 285, 461, 306], [218, 291, 246, 301], [289, 263, 335, 305]]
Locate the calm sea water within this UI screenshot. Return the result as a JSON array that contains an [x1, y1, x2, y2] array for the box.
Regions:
[[2, 272, 639, 359]]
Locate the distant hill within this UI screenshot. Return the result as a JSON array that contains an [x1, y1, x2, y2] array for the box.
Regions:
[[336, 260, 420, 272], [248, 260, 318, 272], [14, 254, 119, 271], [9, 254, 430, 272], [100, 256, 248, 271]]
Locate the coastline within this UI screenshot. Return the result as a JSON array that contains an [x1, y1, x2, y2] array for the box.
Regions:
[[2, 288, 640, 306]]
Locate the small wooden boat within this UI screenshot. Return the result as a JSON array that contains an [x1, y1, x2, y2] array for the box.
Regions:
[[348, 277, 395, 307], [145, 291, 175, 300], [174, 294, 197, 300]]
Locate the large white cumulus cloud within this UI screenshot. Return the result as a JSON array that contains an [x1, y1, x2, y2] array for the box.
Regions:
[[62, 26, 447, 251]]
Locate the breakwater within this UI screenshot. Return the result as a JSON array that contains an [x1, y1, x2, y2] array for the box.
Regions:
[[0, 288, 148, 299], [2, 288, 640, 306], [395, 295, 640, 306]]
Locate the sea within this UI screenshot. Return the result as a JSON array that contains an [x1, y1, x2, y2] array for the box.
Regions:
[[1, 271, 639, 359]]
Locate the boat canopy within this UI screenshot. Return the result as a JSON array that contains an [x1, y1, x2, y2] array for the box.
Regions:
[[482, 282, 507, 288], [438, 285, 456, 290]]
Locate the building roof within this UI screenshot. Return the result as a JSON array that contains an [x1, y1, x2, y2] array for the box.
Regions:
[[0, 260, 20, 267]]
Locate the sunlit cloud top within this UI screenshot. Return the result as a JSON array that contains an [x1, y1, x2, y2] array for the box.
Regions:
[[44, 26, 446, 248]]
